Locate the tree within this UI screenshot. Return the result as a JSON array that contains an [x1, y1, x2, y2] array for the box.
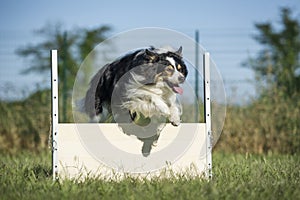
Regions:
[[16, 22, 111, 122], [246, 8, 300, 97], [239, 7, 300, 154], [17, 22, 111, 91]]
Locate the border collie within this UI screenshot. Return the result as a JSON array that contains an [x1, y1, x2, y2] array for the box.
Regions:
[[83, 46, 188, 155]]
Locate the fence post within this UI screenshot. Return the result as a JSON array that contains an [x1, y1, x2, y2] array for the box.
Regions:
[[195, 30, 200, 122], [61, 32, 68, 122]]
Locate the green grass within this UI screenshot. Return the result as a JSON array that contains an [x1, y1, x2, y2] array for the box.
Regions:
[[1, 151, 299, 200]]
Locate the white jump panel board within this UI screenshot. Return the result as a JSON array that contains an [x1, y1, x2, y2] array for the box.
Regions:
[[57, 123, 209, 179]]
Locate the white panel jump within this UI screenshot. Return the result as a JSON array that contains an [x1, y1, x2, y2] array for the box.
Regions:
[[51, 50, 212, 180]]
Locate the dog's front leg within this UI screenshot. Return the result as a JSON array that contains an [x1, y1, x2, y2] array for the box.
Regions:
[[169, 105, 181, 126], [168, 95, 182, 126], [151, 96, 170, 117]]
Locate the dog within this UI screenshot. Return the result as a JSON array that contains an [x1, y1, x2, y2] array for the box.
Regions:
[[83, 46, 188, 156]]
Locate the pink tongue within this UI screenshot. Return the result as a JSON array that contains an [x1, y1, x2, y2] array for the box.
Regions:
[[173, 86, 183, 95]]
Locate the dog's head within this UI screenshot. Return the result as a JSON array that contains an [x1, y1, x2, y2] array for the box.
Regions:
[[133, 46, 188, 94]]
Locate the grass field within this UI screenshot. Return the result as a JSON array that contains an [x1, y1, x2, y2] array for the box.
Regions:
[[0, 151, 299, 200]]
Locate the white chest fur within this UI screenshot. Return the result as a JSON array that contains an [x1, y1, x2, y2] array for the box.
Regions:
[[122, 81, 181, 125]]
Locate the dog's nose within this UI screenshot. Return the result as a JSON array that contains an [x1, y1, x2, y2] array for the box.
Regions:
[[178, 75, 185, 83]]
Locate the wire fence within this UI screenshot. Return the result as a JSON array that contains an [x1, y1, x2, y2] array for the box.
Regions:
[[0, 28, 260, 103]]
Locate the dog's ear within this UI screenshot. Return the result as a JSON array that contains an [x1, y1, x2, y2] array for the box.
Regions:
[[145, 49, 157, 61], [175, 46, 183, 57]]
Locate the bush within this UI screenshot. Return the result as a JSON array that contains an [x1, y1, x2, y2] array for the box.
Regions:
[[0, 90, 51, 153], [216, 89, 300, 154]]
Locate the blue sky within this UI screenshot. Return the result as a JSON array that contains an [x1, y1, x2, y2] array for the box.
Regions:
[[0, 0, 299, 102]]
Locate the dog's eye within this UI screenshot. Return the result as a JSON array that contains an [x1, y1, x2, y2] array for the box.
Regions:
[[177, 64, 182, 71]]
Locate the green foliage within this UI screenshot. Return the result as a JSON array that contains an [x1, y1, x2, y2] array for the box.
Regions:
[[0, 90, 51, 153], [16, 22, 111, 122], [78, 26, 111, 61], [246, 7, 300, 96], [217, 90, 300, 154], [16, 22, 111, 83], [219, 7, 300, 154], [1, 152, 299, 199]]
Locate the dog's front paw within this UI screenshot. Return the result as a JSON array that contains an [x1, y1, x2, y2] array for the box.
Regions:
[[169, 115, 181, 126]]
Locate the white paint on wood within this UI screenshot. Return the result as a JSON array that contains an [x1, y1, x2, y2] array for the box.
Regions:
[[57, 123, 209, 179]]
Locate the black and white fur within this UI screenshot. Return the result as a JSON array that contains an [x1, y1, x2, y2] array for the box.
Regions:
[[83, 46, 188, 126]]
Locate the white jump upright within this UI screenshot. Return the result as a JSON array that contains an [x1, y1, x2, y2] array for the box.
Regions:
[[203, 52, 212, 178], [51, 50, 212, 180], [51, 50, 59, 181]]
